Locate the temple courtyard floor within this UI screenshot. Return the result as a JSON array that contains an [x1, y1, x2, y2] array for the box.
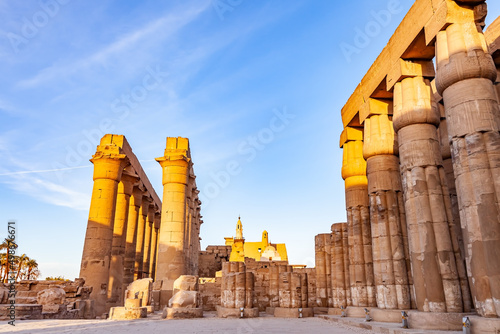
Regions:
[[0, 312, 463, 334]]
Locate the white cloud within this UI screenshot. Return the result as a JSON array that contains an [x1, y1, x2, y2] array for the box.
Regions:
[[17, 1, 211, 88]]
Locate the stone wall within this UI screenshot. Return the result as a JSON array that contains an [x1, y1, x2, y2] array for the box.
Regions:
[[198, 245, 231, 277], [3, 279, 94, 319]]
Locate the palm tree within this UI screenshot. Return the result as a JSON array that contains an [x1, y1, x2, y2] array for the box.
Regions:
[[16, 254, 28, 281], [26, 259, 39, 280]]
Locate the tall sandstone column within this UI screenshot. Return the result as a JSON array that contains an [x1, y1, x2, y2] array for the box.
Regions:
[[123, 184, 143, 289], [155, 137, 191, 303], [79, 135, 128, 316], [107, 171, 137, 308], [435, 8, 500, 317], [341, 128, 376, 307], [314, 234, 329, 307], [435, 98, 473, 313], [393, 73, 463, 313], [149, 211, 161, 280], [142, 203, 155, 277], [363, 106, 411, 310], [134, 195, 151, 280], [331, 223, 351, 308]]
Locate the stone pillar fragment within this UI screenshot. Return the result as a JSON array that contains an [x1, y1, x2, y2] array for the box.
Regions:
[[107, 171, 138, 308], [363, 110, 411, 310], [436, 16, 500, 317], [79, 135, 128, 316], [123, 185, 143, 290], [341, 128, 376, 307], [394, 75, 463, 313], [269, 266, 279, 307]]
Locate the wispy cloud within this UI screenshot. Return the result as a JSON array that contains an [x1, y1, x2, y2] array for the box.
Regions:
[[17, 1, 211, 88], [2, 173, 90, 210]]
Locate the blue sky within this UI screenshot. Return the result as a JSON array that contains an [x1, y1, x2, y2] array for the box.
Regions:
[[0, 0, 498, 280]]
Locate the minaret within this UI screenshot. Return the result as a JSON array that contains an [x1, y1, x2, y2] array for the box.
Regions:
[[235, 216, 243, 240], [262, 230, 269, 246]]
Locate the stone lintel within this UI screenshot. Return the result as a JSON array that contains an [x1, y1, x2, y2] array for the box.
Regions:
[[98, 134, 161, 209], [387, 59, 435, 91], [424, 0, 476, 46], [359, 98, 393, 124], [339, 127, 363, 148]]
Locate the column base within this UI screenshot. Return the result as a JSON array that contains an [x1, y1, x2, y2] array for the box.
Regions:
[[274, 307, 313, 318], [408, 310, 476, 331], [217, 306, 259, 318], [164, 307, 203, 319], [109, 306, 147, 320]]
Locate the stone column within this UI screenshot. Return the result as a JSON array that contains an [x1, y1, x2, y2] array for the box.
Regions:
[[341, 128, 376, 307], [107, 170, 137, 308], [435, 13, 500, 317], [331, 223, 351, 308], [155, 137, 191, 303], [393, 74, 463, 313], [269, 266, 280, 307], [142, 203, 154, 278], [79, 138, 127, 316], [134, 195, 151, 280], [363, 106, 411, 310], [314, 234, 329, 307], [123, 184, 143, 289], [435, 95, 473, 313], [150, 211, 160, 281]]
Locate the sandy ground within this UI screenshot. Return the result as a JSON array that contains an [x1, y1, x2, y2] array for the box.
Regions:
[[0, 313, 375, 334]]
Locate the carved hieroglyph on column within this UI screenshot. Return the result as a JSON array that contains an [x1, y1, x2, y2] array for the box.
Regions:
[[156, 137, 201, 306], [79, 135, 128, 316], [363, 103, 411, 310], [436, 10, 500, 317], [107, 170, 138, 308], [394, 74, 464, 313], [341, 127, 376, 307], [331, 223, 352, 308]]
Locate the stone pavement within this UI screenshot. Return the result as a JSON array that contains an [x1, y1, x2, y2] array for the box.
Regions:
[[0, 312, 463, 334]]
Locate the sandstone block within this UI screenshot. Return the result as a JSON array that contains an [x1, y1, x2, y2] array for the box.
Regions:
[[163, 306, 203, 319], [37, 288, 66, 305], [168, 290, 199, 308]]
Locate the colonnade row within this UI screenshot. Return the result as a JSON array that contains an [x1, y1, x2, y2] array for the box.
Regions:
[[79, 135, 202, 316], [336, 0, 500, 318]]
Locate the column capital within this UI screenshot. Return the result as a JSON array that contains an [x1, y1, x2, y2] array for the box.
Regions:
[[130, 185, 145, 207], [393, 77, 440, 132]]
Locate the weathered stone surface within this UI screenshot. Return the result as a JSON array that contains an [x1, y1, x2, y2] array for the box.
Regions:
[[163, 307, 203, 319], [0, 304, 43, 320], [109, 306, 147, 320], [125, 278, 152, 307], [37, 288, 66, 306], [168, 290, 199, 308], [173, 275, 198, 295], [216, 305, 259, 318], [273, 307, 313, 318]]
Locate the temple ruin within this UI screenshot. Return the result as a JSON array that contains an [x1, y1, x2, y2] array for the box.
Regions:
[[4, 0, 500, 332]]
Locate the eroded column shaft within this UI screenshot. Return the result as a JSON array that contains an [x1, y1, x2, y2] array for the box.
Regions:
[[134, 196, 150, 280], [342, 136, 376, 307], [331, 223, 351, 308], [364, 113, 410, 310], [436, 18, 500, 317], [394, 76, 463, 313]]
